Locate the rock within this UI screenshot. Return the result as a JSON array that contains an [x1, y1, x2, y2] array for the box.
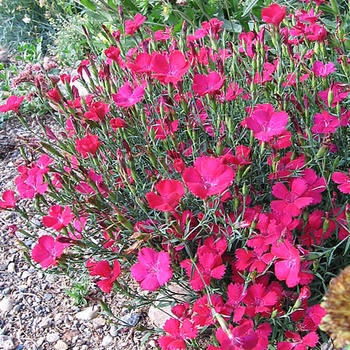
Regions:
[[148, 284, 189, 328], [46, 332, 60, 343], [54, 340, 68, 350], [0, 297, 14, 312], [7, 263, 15, 273], [44, 293, 53, 301], [21, 271, 31, 279], [101, 335, 114, 347], [92, 316, 106, 329], [0, 335, 15, 350], [1, 288, 11, 295], [109, 325, 118, 337], [38, 316, 51, 329], [75, 306, 99, 320]]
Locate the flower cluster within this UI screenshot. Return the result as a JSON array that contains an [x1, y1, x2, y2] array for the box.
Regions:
[[1, 1, 349, 348]]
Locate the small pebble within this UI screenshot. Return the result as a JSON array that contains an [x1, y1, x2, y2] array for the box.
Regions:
[[38, 316, 51, 329], [0, 335, 15, 350], [7, 263, 16, 273], [0, 297, 14, 312], [44, 293, 53, 301], [109, 325, 118, 337], [92, 316, 106, 329], [1, 288, 11, 295], [54, 340, 68, 350], [12, 303, 22, 313], [101, 335, 114, 347], [46, 332, 60, 343], [75, 306, 99, 320]]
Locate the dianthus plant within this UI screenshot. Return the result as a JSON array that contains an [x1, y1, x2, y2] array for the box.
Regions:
[[1, 2, 350, 349]]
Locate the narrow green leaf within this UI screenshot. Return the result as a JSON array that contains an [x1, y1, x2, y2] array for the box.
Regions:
[[80, 0, 96, 11], [242, 0, 259, 17]]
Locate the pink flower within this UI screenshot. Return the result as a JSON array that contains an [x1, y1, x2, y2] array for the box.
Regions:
[[261, 3, 286, 28], [146, 179, 185, 212], [158, 318, 198, 350], [0, 95, 24, 113], [113, 83, 145, 108], [332, 171, 350, 194], [15, 165, 48, 199], [131, 247, 173, 291], [192, 72, 225, 96], [182, 156, 235, 200], [87, 260, 121, 293], [271, 241, 300, 288], [306, 24, 327, 42], [31, 235, 69, 268], [312, 61, 336, 77], [125, 13, 146, 36], [152, 51, 190, 85], [75, 134, 101, 158], [271, 178, 314, 217], [42, 205, 74, 231], [312, 110, 340, 134], [243, 103, 289, 142], [0, 190, 17, 209]]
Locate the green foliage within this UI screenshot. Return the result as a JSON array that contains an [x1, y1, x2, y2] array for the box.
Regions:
[[0, 0, 82, 53]]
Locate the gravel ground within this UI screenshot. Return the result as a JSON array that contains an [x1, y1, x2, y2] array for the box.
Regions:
[[0, 117, 159, 350]]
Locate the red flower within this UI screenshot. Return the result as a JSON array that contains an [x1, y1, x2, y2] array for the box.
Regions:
[[148, 119, 179, 140], [152, 51, 190, 85], [271, 241, 300, 288], [31, 235, 69, 268], [207, 319, 259, 350], [261, 3, 286, 28], [42, 205, 74, 231], [243, 283, 278, 317], [0, 190, 17, 209], [131, 247, 173, 291], [158, 318, 198, 350], [84, 101, 110, 121], [180, 251, 226, 291], [146, 179, 185, 212], [0, 95, 24, 113], [75, 134, 101, 158], [243, 103, 289, 142], [47, 88, 62, 103], [125, 13, 146, 36], [193, 294, 229, 327], [127, 52, 153, 74], [192, 72, 225, 96], [312, 110, 340, 134], [113, 83, 145, 108], [110, 118, 127, 130], [182, 156, 235, 200], [332, 171, 350, 194], [104, 46, 120, 61], [271, 178, 314, 217], [277, 331, 318, 350], [88, 260, 121, 293]]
